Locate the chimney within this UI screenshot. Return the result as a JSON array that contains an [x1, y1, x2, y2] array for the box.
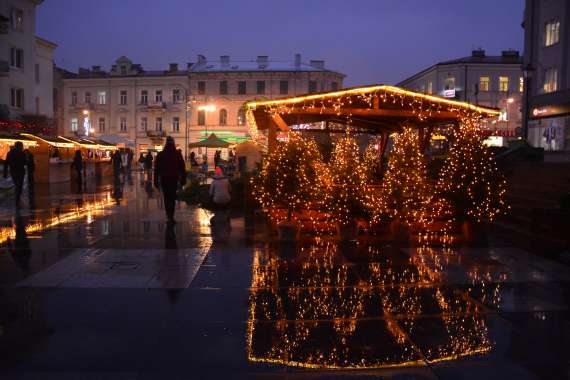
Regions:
[[256, 55, 268, 67], [501, 50, 519, 58], [91, 65, 101, 72], [220, 55, 230, 67], [197, 55, 207, 65], [169, 63, 178, 72], [472, 49, 485, 58], [310, 60, 325, 69], [295, 53, 301, 68]]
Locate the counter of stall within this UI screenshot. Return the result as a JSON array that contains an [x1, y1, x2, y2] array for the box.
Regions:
[[58, 136, 118, 179]]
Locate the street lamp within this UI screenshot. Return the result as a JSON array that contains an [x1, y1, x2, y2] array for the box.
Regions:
[[82, 109, 91, 137]]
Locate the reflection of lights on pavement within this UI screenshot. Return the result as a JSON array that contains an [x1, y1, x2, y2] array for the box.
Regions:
[[0, 197, 115, 245], [198, 208, 212, 227]]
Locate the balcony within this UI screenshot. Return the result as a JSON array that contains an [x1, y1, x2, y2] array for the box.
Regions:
[[146, 130, 166, 144]]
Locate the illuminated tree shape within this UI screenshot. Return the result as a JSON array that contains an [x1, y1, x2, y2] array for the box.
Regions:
[[436, 120, 508, 222], [323, 136, 370, 226], [252, 133, 323, 221], [375, 127, 431, 225]]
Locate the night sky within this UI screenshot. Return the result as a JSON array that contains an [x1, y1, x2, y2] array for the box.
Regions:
[[37, 0, 524, 86]]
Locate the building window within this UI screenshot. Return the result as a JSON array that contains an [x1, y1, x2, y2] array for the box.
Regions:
[[308, 81, 317, 93], [11, 7, 24, 32], [10, 88, 23, 108], [237, 108, 246, 126], [427, 81, 433, 94], [519, 77, 524, 93], [120, 65, 127, 75], [172, 116, 180, 132], [155, 117, 162, 132], [98, 117, 105, 132], [85, 92, 91, 104], [279, 80, 289, 95], [545, 20, 560, 47], [543, 67, 558, 93], [219, 81, 228, 95], [256, 81, 265, 95], [71, 117, 78, 132], [499, 76, 509, 92], [140, 117, 148, 131], [238, 81, 246, 95], [98, 91, 106, 105], [197, 81, 206, 95], [10, 47, 23, 68], [331, 82, 339, 91], [34, 63, 40, 83], [197, 110, 205, 126], [479, 76, 490, 92], [120, 117, 127, 132], [445, 77, 455, 90], [120, 90, 127, 105], [140, 90, 148, 105], [155, 90, 162, 102], [71, 91, 77, 106], [219, 109, 227, 125], [172, 89, 181, 103]]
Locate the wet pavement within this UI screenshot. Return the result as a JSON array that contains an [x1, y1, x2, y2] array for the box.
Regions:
[[0, 172, 569, 379]]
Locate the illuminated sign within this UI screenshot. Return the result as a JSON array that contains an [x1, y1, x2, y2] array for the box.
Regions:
[[443, 89, 456, 98], [532, 107, 548, 117]]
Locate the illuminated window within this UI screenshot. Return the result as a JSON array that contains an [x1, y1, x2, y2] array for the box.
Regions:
[[10, 7, 24, 32], [280, 80, 289, 95], [119, 90, 127, 105], [197, 110, 205, 126], [98, 91, 106, 105], [140, 117, 147, 131], [155, 117, 162, 131], [238, 81, 246, 95], [10, 88, 23, 108], [219, 109, 227, 125], [499, 77, 509, 92], [237, 108, 246, 126], [479, 76, 490, 92], [155, 90, 162, 102], [427, 81, 433, 94], [543, 67, 558, 93], [519, 77, 524, 93], [71, 117, 78, 132], [120, 117, 127, 132], [197, 81, 206, 95], [444, 77, 455, 90], [172, 117, 180, 132], [545, 20, 560, 47], [140, 90, 148, 105], [219, 81, 228, 95], [308, 81, 318, 93], [498, 109, 508, 122], [98, 117, 105, 132]]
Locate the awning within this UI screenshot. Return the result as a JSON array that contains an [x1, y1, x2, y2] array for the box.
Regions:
[[188, 133, 230, 148], [98, 135, 135, 147]]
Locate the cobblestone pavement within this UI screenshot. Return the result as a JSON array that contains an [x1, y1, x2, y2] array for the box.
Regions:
[[0, 173, 568, 379]]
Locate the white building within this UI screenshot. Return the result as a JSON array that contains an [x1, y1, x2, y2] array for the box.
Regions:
[[523, 0, 570, 151], [58, 54, 345, 158], [0, 0, 56, 121], [398, 49, 523, 146]]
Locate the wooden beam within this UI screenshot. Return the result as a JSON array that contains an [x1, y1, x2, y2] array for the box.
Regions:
[[271, 113, 290, 132], [287, 107, 459, 120]]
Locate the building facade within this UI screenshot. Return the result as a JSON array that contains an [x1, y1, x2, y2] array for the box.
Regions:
[[0, 0, 56, 121], [398, 50, 523, 146], [523, 0, 570, 151], [58, 54, 345, 158]]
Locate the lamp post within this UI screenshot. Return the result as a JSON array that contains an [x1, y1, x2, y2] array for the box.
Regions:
[[522, 64, 535, 142], [197, 103, 216, 165]]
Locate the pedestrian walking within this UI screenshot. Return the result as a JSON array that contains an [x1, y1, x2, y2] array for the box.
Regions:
[[71, 150, 84, 188], [154, 136, 186, 223], [3, 142, 28, 207], [24, 149, 35, 191], [144, 151, 153, 172], [138, 152, 145, 171], [209, 166, 231, 209], [111, 150, 122, 178], [126, 149, 134, 172]]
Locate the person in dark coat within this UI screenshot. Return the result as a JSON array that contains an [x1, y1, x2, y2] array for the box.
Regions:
[[24, 149, 35, 190], [126, 149, 134, 172], [111, 150, 122, 178], [3, 142, 28, 207], [71, 150, 83, 187], [144, 152, 153, 172], [154, 136, 186, 223]]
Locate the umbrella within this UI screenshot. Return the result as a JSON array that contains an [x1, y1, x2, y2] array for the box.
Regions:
[[188, 133, 230, 148]]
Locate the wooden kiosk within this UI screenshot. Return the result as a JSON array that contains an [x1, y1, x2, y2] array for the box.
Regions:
[[58, 136, 117, 179], [20, 133, 75, 184]]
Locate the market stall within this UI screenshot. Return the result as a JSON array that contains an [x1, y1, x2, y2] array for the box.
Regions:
[[58, 136, 117, 179], [0, 134, 39, 160], [20, 133, 75, 183]]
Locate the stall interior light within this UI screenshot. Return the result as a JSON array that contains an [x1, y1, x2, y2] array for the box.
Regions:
[[57, 136, 118, 151], [0, 137, 38, 147], [198, 104, 216, 112], [20, 133, 75, 148]]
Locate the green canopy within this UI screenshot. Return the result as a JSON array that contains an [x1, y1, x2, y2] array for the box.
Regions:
[[188, 133, 230, 148]]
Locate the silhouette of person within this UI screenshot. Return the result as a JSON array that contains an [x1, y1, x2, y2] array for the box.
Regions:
[[11, 215, 32, 276]]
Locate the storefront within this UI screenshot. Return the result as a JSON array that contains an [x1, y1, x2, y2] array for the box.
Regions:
[[528, 103, 570, 151]]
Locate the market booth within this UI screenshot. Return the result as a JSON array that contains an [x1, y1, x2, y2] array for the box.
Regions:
[[58, 136, 117, 179], [0, 134, 39, 160], [20, 133, 75, 183]]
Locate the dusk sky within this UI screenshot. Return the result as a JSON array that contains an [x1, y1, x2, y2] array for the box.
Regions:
[[37, 0, 524, 86]]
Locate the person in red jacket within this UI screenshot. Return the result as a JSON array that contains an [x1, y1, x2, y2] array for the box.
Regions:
[[154, 136, 186, 223]]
